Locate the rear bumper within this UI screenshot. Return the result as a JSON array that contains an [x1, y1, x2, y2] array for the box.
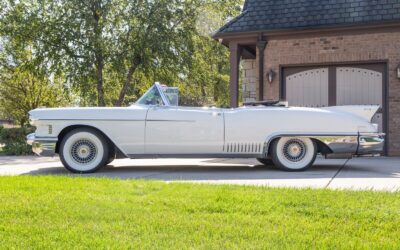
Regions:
[[357, 133, 385, 155], [26, 133, 58, 157]]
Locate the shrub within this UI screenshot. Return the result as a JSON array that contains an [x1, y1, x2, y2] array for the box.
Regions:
[[0, 127, 34, 155]]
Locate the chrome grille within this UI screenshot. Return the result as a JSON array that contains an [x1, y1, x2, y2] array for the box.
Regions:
[[224, 143, 263, 153]]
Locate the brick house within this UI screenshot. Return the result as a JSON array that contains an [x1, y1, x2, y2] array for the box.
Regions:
[[213, 0, 400, 155]]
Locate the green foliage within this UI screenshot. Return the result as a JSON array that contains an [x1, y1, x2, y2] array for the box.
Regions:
[[0, 127, 34, 155], [0, 65, 69, 126], [0, 0, 243, 111], [0, 1, 70, 125], [0, 177, 399, 248], [1, 142, 32, 156]]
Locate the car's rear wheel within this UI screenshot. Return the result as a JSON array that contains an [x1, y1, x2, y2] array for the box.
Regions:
[[256, 158, 274, 166], [59, 128, 109, 173], [106, 148, 116, 165], [270, 137, 317, 171]]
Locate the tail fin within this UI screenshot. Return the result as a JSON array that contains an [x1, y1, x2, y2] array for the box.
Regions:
[[322, 105, 380, 122]]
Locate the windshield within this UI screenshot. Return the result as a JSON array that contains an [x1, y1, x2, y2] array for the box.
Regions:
[[135, 83, 179, 106], [136, 85, 165, 106]]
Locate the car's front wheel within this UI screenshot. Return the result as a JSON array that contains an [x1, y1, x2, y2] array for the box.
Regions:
[[59, 128, 109, 173], [270, 137, 317, 171]]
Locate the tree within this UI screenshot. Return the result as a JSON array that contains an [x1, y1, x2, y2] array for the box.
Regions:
[[29, 0, 200, 106], [175, 0, 242, 107], [0, 65, 67, 126], [0, 0, 243, 110], [0, 3, 68, 125]]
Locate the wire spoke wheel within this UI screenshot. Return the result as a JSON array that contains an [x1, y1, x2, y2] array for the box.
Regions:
[[70, 139, 98, 164], [282, 139, 307, 162], [271, 137, 317, 171]]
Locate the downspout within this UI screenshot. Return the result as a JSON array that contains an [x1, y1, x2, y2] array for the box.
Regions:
[[257, 34, 267, 101]]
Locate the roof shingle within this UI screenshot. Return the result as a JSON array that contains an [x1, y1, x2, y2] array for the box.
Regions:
[[217, 0, 400, 34]]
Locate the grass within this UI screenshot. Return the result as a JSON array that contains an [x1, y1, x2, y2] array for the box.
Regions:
[[0, 176, 399, 249]]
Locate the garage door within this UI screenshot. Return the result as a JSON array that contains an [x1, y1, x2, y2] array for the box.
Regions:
[[284, 65, 385, 133]]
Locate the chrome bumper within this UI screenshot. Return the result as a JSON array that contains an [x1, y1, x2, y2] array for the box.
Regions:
[[314, 133, 384, 157], [357, 133, 385, 155], [26, 133, 57, 157]]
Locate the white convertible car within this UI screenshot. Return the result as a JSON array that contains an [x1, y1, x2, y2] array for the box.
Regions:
[[27, 83, 384, 173]]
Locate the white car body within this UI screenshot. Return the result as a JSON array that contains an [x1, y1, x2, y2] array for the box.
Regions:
[[27, 83, 384, 171]]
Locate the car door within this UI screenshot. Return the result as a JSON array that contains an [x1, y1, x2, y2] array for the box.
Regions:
[[145, 106, 224, 155]]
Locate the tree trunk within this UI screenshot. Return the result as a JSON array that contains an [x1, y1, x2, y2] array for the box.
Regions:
[[92, 1, 105, 107], [115, 63, 137, 107], [96, 59, 105, 106]]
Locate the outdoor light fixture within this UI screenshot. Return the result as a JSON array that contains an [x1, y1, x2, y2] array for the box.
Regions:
[[267, 69, 275, 83], [397, 64, 400, 79]]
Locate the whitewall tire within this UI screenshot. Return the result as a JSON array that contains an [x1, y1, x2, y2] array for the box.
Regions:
[[270, 137, 317, 171], [59, 128, 109, 173]]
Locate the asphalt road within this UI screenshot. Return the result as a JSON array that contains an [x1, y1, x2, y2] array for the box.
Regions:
[[0, 156, 399, 191]]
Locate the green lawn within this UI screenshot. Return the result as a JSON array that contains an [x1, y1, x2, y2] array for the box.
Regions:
[[0, 177, 399, 249]]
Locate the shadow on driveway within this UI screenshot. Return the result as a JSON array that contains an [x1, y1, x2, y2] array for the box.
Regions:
[[19, 157, 400, 183]]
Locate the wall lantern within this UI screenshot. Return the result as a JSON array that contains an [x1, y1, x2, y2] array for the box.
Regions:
[[266, 69, 275, 83], [397, 64, 400, 79]]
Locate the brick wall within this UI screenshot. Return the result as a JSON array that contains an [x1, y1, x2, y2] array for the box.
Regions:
[[258, 30, 400, 155]]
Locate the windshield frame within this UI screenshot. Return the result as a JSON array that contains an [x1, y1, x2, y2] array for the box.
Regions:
[[135, 82, 171, 106]]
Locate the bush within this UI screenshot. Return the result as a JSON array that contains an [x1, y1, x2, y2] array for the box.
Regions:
[[0, 127, 34, 155]]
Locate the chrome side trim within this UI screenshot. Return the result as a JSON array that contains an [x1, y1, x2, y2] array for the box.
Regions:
[[26, 133, 57, 157], [128, 153, 264, 159], [32, 119, 144, 121], [146, 120, 196, 122]]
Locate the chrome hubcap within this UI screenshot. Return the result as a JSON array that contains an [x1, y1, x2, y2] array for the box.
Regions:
[[283, 139, 306, 162], [71, 139, 97, 164]]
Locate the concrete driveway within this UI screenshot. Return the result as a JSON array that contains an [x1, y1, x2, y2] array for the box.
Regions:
[[0, 156, 399, 191]]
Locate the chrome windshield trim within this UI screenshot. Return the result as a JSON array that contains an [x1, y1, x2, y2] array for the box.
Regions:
[[154, 82, 171, 106]]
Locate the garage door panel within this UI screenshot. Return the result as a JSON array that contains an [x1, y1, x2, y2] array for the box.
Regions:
[[337, 67, 382, 106], [286, 68, 329, 107], [336, 67, 383, 132]]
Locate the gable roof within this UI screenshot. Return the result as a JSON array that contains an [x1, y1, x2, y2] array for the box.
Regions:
[[216, 0, 400, 35]]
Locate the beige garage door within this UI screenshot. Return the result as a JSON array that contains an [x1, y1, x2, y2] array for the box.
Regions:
[[336, 67, 383, 132], [286, 68, 329, 107]]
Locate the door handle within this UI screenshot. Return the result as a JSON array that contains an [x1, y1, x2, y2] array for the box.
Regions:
[[211, 112, 222, 117]]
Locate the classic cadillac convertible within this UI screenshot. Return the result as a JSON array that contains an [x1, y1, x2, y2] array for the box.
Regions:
[[27, 83, 384, 173]]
